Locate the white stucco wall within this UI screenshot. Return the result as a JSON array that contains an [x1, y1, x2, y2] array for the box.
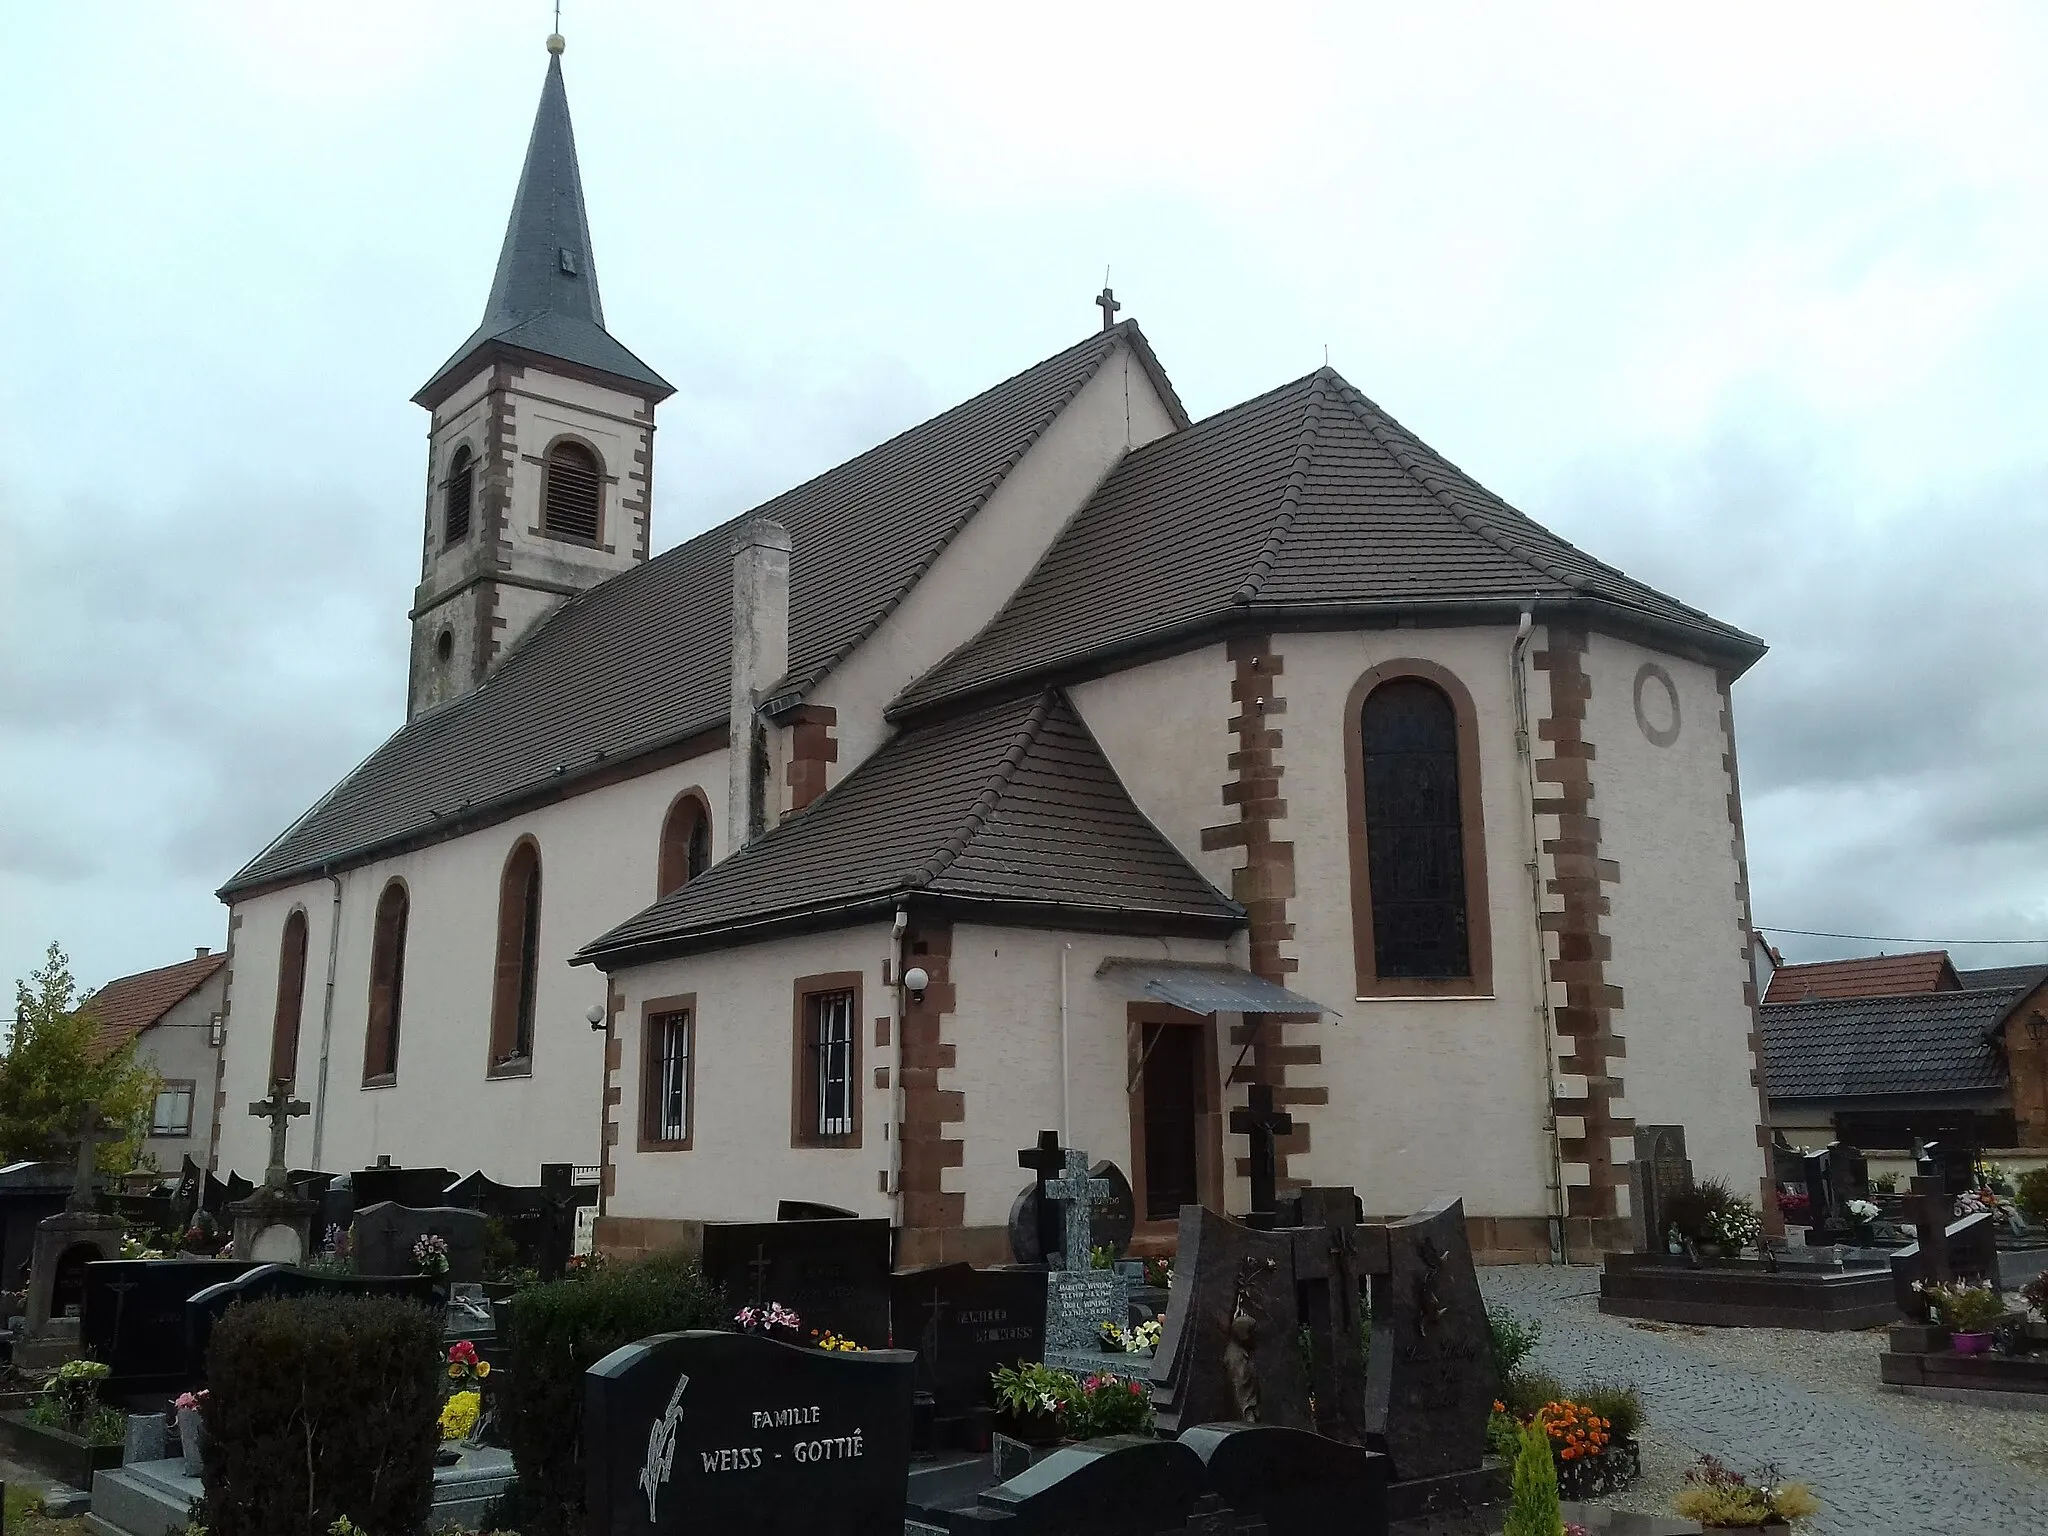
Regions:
[[218, 751, 727, 1182], [1584, 631, 1764, 1198], [135, 969, 224, 1174], [808, 338, 1181, 789]]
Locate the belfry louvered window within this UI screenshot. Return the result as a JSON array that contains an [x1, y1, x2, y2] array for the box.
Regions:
[[444, 445, 473, 544], [1360, 679, 1471, 979], [542, 441, 602, 542]]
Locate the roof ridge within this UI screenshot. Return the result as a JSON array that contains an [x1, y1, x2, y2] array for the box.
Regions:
[[909, 691, 1055, 889], [1231, 372, 1330, 606], [1325, 376, 1586, 595]]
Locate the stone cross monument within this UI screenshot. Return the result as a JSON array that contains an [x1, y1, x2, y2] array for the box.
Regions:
[[228, 1080, 318, 1264], [22, 1103, 128, 1363], [1039, 1146, 1132, 1372]]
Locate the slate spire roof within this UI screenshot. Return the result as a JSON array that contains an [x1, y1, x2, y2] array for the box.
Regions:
[[897, 369, 1764, 717], [576, 690, 1240, 967], [414, 47, 671, 405]]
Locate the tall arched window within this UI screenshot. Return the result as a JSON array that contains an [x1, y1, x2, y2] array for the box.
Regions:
[[444, 445, 473, 544], [1344, 661, 1493, 997], [657, 792, 713, 898], [541, 441, 602, 542], [363, 880, 410, 1083], [270, 909, 309, 1089], [489, 839, 543, 1071]]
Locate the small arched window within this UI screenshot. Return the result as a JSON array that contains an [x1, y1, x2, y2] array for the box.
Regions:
[[363, 881, 410, 1083], [1345, 662, 1494, 997], [270, 909, 309, 1089], [657, 792, 713, 898], [541, 441, 602, 542], [489, 840, 543, 1071], [444, 445, 474, 544]]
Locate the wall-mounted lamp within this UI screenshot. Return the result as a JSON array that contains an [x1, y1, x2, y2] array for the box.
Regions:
[[587, 1005, 608, 1033], [902, 966, 930, 1003]]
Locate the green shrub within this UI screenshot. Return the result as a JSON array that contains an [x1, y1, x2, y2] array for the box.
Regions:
[[1502, 1417, 1563, 1536], [2017, 1168, 2048, 1227], [1488, 1308, 1541, 1382], [1575, 1382, 1643, 1442], [1501, 1370, 1565, 1420], [486, 1250, 724, 1536], [29, 1358, 123, 1445], [196, 1294, 441, 1536]]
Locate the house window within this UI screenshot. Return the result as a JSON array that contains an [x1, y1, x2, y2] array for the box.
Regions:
[[791, 973, 862, 1147], [641, 1005, 694, 1148], [444, 444, 474, 544], [363, 880, 410, 1083], [489, 839, 543, 1072], [1343, 660, 1494, 998], [271, 909, 309, 1089], [541, 441, 602, 542], [657, 792, 713, 898], [150, 1081, 195, 1138]]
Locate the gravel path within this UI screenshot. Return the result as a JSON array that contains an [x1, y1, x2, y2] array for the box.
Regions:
[[1480, 1265, 2048, 1536]]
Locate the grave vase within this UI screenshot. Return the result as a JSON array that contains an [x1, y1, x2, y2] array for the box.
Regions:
[[176, 1406, 204, 1475], [1953, 1331, 1995, 1355]]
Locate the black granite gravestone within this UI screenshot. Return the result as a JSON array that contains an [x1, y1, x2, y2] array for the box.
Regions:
[[183, 1263, 441, 1377], [584, 1329, 915, 1536], [1180, 1422, 1388, 1536], [351, 1201, 488, 1285], [1150, 1206, 1313, 1436], [1628, 1126, 1692, 1254], [446, 1172, 575, 1279], [779, 1200, 859, 1221], [699, 1217, 892, 1345], [890, 1262, 1046, 1422], [1890, 1209, 2000, 1321], [0, 1161, 73, 1291], [351, 1163, 458, 1210], [1005, 1162, 1137, 1268], [1362, 1200, 1497, 1481], [81, 1258, 263, 1396], [967, 1435, 1205, 1534]]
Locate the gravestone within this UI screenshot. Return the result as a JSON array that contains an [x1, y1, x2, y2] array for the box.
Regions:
[[352, 1201, 488, 1285], [23, 1106, 127, 1362], [1809, 1142, 1872, 1244], [1915, 1139, 1975, 1198], [80, 1258, 262, 1396], [1628, 1125, 1692, 1254], [890, 1262, 1046, 1423], [1007, 1164, 1137, 1269], [1363, 1200, 1498, 1481], [699, 1217, 892, 1345], [351, 1161, 458, 1210], [184, 1263, 442, 1377], [1039, 1151, 1135, 1372], [0, 1161, 73, 1292], [228, 1083, 316, 1263], [1229, 1084, 1294, 1225], [1180, 1422, 1388, 1536], [1150, 1205, 1314, 1436], [584, 1329, 915, 1536], [446, 1171, 575, 1280], [1889, 1202, 2001, 1322], [964, 1436, 1207, 1534]]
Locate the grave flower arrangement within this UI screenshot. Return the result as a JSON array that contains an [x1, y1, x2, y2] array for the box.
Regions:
[[1671, 1455, 1820, 1528], [1095, 1317, 1162, 1353], [1844, 1198, 1879, 1224], [810, 1329, 866, 1352], [989, 1362, 1154, 1441], [413, 1232, 451, 1278], [440, 1339, 491, 1443], [1701, 1199, 1762, 1254], [1068, 1372, 1153, 1437], [1772, 1190, 1811, 1223], [1954, 1186, 2020, 1229], [733, 1301, 803, 1337], [30, 1358, 124, 1447], [1914, 1278, 2005, 1340]]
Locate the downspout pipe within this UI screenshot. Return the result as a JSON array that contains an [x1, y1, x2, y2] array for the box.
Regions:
[[1059, 944, 1072, 1143], [889, 906, 908, 1228], [1511, 605, 1569, 1265], [310, 867, 344, 1168]]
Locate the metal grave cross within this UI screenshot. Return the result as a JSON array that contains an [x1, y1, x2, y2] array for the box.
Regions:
[[66, 1103, 126, 1213], [247, 1080, 311, 1191], [1043, 1149, 1113, 1273], [1228, 1082, 1294, 1219]]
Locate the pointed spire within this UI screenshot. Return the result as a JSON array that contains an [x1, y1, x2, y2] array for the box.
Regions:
[[414, 42, 671, 407]]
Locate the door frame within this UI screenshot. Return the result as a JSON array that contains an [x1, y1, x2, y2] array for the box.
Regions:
[[1126, 1002, 1224, 1245]]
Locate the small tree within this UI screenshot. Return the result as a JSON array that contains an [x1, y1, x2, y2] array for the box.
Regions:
[[2, 942, 160, 1172], [1502, 1416, 1564, 1536]]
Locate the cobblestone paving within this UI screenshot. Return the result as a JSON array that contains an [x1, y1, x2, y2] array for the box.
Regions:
[[1480, 1265, 2048, 1536]]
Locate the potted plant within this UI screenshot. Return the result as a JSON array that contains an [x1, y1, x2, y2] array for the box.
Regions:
[[1918, 1278, 2007, 1352], [1672, 1455, 1820, 1528], [1843, 1198, 1879, 1244], [990, 1362, 1074, 1444]]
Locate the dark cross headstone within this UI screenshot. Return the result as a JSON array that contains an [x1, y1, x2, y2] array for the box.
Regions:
[[888, 1262, 1046, 1423], [247, 1082, 310, 1191], [351, 1201, 488, 1285], [1905, 1176, 1952, 1286], [1229, 1084, 1294, 1225], [1006, 1161, 1136, 1268], [583, 1330, 916, 1536], [1288, 1186, 1370, 1445], [80, 1258, 262, 1396], [351, 1163, 458, 1210], [1628, 1125, 1693, 1254], [698, 1218, 892, 1345], [1016, 1131, 1068, 1266], [445, 1172, 576, 1280]]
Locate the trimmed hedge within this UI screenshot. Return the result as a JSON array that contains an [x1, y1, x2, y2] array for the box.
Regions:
[[197, 1295, 441, 1536], [487, 1252, 724, 1536]]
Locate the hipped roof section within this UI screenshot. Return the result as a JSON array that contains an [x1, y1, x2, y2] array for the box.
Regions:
[[896, 369, 1764, 718], [226, 326, 1168, 896], [576, 690, 1240, 968]]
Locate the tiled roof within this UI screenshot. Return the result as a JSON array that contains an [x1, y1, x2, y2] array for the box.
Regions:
[[1760, 986, 2025, 1101], [1957, 964, 2048, 995], [577, 690, 1239, 966], [895, 369, 1764, 716], [84, 953, 225, 1058], [1762, 951, 1960, 1004], [226, 326, 1159, 896], [415, 51, 670, 404]]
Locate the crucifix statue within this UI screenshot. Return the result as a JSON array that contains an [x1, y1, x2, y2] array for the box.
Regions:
[[1044, 1149, 1114, 1273], [1229, 1082, 1294, 1221], [248, 1080, 311, 1193], [65, 1104, 125, 1214], [1017, 1129, 1068, 1264], [1095, 284, 1121, 333]]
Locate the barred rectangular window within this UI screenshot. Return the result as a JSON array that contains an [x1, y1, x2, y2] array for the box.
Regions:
[[643, 1009, 692, 1146], [811, 989, 854, 1138]]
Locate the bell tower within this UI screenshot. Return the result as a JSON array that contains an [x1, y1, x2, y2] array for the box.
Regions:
[[405, 34, 673, 718]]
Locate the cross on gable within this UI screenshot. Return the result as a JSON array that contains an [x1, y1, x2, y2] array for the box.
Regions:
[[1044, 1149, 1114, 1273], [66, 1104, 126, 1213], [1229, 1082, 1294, 1218], [248, 1080, 312, 1191], [1095, 285, 1121, 332]]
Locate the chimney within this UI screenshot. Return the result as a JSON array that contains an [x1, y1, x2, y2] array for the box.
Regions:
[[195, 946, 211, 959], [727, 517, 791, 853]]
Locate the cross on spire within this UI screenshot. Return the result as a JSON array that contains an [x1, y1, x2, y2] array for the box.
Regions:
[[1095, 285, 1122, 333], [65, 1104, 124, 1214], [1229, 1082, 1294, 1220], [1044, 1149, 1114, 1273], [248, 1080, 311, 1192]]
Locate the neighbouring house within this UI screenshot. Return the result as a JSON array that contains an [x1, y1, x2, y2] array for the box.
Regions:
[[85, 949, 227, 1174], [213, 38, 1775, 1265], [1760, 951, 2048, 1150]]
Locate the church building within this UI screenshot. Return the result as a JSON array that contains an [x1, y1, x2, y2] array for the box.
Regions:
[[215, 39, 1772, 1265]]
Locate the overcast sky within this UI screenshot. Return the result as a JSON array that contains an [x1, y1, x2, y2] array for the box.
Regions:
[[5, 2, 2046, 995]]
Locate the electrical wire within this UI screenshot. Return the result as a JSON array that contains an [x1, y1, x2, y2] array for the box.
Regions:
[[1757, 925, 2048, 947]]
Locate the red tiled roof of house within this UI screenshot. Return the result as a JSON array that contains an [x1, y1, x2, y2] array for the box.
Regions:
[[1762, 950, 1959, 1004], [84, 951, 225, 1058]]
